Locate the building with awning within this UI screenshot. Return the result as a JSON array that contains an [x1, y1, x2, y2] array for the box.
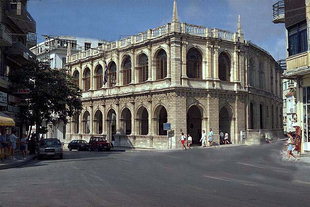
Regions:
[[0, 112, 15, 126]]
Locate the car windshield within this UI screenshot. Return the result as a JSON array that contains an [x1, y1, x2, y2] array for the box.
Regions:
[[40, 139, 61, 147]]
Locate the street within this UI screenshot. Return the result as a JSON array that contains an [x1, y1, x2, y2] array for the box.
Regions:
[[0, 142, 310, 207]]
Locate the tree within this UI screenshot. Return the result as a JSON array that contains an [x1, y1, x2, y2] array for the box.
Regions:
[[9, 61, 82, 138]]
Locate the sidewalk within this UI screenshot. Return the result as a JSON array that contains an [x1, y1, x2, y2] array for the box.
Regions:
[[0, 154, 36, 170]]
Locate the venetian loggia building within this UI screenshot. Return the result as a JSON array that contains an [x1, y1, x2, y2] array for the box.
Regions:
[[66, 1, 283, 149]]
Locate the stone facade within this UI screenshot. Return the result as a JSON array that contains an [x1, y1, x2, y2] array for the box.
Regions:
[[66, 2, 282, 149]]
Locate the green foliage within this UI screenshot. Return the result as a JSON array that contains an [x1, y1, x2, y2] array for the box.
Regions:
[[9, 61, 82, 130]]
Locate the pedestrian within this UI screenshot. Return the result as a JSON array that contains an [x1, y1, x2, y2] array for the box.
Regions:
[[200, 130, 207, 147], [187, 134, 192, 149], [224, 132, 230, 144], [219, 131, 224, 145], [287, 133, 297, 160], [20, 134, 28, 158], [180, 132, 187, 150], [208, 128, 214, 146], [8, 129, 18, 160]]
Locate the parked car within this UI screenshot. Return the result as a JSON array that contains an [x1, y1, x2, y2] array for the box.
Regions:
[[68, 140, 89, 151], [37, 138, 63, 159], [89, 136, 112, 151]]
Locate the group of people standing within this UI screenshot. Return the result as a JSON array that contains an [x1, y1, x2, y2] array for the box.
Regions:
[[286, 126, 302, 160], [0, 128, 28, 160], [180, 128, 230, 149]]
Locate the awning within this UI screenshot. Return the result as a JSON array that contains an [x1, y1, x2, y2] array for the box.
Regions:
[[0, 112, 15, 126]]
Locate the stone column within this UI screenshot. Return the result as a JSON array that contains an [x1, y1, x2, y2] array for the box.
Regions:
[[207, 94, 219, 144], [131, 51, 136, 84], [89, 105, 94, 135], [170, 37, 182, 86], [147, 46, 152, 81], [117, 53, 122, 86], [213, 45, 219, 80], [102, 102, 107, 135], [206, 43, 213, 79]]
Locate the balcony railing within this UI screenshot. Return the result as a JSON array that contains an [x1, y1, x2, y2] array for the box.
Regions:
[[0, 24, 12, 46], [6, 6, 36, 33], [272, 1, 285, 24], [67, 22, 239, 64]]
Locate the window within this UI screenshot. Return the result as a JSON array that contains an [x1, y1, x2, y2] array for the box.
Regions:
[[73, 71, 79, 87], [156, 49, 167, 80], [108, 62, 117, 87], [122, 56, 131, 85], [138, 54, 148, 83], [288, 22, 308, 56], [98, 43, 103, 47], [83, 112, 90, 134], [94, 65, 103, 90], [84, 42, 91, 50], [187, 48, 202, 79], [83, 68, 91, 91], [62, 57, 66, 68], [219, 52, 231, 81]]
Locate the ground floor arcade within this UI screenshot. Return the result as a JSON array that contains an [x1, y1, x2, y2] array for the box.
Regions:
[[66, 90, 282, 149]]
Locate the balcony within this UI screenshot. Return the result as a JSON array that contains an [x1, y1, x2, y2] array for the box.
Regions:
[[6, 41, 36, 64], [284, 52, 310, 77], [6, 5, 36, 33], [0, 24, 12, 46], [272, 1, 285, 24]]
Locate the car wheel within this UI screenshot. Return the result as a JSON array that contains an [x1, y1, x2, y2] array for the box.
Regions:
[[37, 155, 42, 160], [77, 147, 81, 151], [69, 147, 72, 151], [60, 154, 63, 159], [106, 148, 111, 151]]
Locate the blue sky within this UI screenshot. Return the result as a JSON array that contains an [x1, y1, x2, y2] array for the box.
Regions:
[[28, 0, 286, 60]]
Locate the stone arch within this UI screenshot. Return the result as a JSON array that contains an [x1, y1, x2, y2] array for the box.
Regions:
[[108, 61, 117, 87], [94, 110, 103, 134], [187, 105, 203, 144], [218, 52, 231, 81], [121, 108, 132, 135], [186, 47, 202, 79], [72, 113, 80, 134], [107, 109, 117, 142], [154, 49, 167, 80], [137, 106, 149, 135], [249, 102, 254, 129], [137, 53, 148, 83], [121, 55, 132, 85], [219, 105, 233, 142], [72, 70, 79, 87], [83, 67, 91, 91], [82, 111, 90, 134], [94, 64, 103, 90], [154, 105, 168, 135]]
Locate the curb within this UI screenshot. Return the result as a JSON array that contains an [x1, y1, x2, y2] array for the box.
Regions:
[[0, 155, 36, 170]]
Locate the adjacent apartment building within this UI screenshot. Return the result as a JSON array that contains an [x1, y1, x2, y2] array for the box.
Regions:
[[65, 1, 283, 149], [273, 0, 310, 151], [30, 36, 106, 140], [0, 0, 36, 135]]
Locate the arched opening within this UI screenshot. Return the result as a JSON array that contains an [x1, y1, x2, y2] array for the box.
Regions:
[[219, 106, 232, 143], [249, 58, 255, 86], [107, 109, 116, 143], [137, 107, 148, 135], [155, 106, 167, 135], [260, 104, 263, 129], [94, 65, 103, 90], [73, 113, 79, 134], [249, 102, 254, 129], [122, 56, 131, 85], [121, 108, 132, 135], [94, 110, 103, 134], [155, 49, 167, 80], [187, 105, 202, 145], [73, 70, 79, 87], [186, 48, 202, 79], [218, 52, 231, 81], [259, 61, 265, 89], [138, 54, 148, 83], [108, 61, 117, 87], [83, 68, 91, 91], [82, 111, 90, 134]]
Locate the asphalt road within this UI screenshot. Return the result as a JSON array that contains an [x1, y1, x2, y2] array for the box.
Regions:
[[0, 141, 310, 207]]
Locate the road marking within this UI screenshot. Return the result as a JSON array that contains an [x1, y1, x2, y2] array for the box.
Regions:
[[293, 180, 310, 185], [237, 162, 286, 173], [203, 174, 257, 186]]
